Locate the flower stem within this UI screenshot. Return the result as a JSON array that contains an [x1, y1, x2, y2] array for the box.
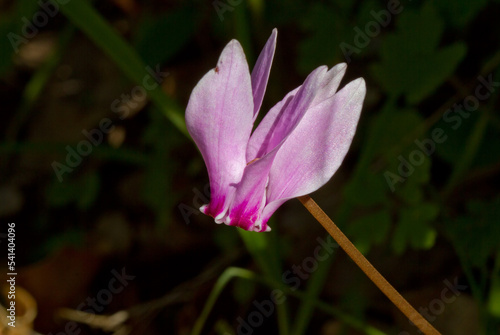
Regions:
[[298, 195, 441, 335]]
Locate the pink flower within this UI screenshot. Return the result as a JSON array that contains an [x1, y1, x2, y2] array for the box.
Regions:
[[186, 29, 366, 232]]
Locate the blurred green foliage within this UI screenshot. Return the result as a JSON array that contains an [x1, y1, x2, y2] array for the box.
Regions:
[[371, 3, 467, 104], [1, 0, 500, 334]]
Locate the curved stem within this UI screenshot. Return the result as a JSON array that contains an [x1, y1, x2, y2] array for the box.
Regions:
[[191, 267, 386, 335], [298, 195, 441, 335]]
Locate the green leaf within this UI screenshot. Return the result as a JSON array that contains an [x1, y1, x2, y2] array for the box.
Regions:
[[238, 226, 290, 334], [42, 228, 85, 254], [46, 180, 74, 207], [191, 267, 386, 335], [238, 228, 281, 278], [445, 197, 500, 269], [435, 0, 488, 27], [265, 0, 309, 26], [488, 273, 500, 317], [344, 172, 388, 207], [292, 235, 336, 335], [435, 112, 500, 168], [345, 107, 426, 206], [342, 102, 437, 255], [348, 209, 392, 254], [377, 109, 424, 159], [7, 26, 75, 141], [191, 267, 252, 335], [297, 3, 351, 74], [392, 203, 438, 254], [389, 138, 431, 203], [77, 173, 100, 210], [0, 0, 40, 76], [397, 178, 424, 205], [59, 0, 187, 136], [408, 43, 466, 104], [47, 172, 100, 210], [232, 278, 256, 305], [142, 109, 181, 227], [213, 227, 240, 252], [370, 2, 467, 103], [134, 6, 198, 67]]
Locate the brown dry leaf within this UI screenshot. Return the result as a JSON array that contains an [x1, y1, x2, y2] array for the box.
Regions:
[[0, 246, 104, 332]]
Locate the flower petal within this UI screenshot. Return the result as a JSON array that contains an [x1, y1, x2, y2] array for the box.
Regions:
[[263, 77, 366, 219], [251, 28, 277, 119], [225, 153, 275, 232], [247, 63, 346, 164], [246, 66, 329, 162], [185, 40, 254, 220], [246, 87, 298, 162], [229, 67, 333, 231], [310, 63, 347, 107]]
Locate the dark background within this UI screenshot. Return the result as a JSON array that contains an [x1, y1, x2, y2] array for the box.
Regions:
[[0, 0, 499, 334]]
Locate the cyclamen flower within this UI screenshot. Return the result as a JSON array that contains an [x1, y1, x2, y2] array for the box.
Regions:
[[186, 29, 366, 232]]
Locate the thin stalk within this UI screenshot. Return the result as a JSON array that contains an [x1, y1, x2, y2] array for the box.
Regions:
[[298, 195, 441, 335], [191, 267, 386, 335]]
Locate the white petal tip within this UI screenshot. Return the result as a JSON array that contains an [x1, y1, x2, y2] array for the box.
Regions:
[[214, 212, 226, 224], [253, 223, 271, 232]]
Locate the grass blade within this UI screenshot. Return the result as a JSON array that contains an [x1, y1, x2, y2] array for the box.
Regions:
[[59, 0, 187, 136]]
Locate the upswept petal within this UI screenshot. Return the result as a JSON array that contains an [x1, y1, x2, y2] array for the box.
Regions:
[[247, 64, 347, 163], [251, 29, 277, 119], [229, 66, 330, 231], [246, 87, 299, 162], [310, 63, 347, 107], [185, 40, 254, 221], [264, 78, 366, 216], [246, 66, 329, 162]]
